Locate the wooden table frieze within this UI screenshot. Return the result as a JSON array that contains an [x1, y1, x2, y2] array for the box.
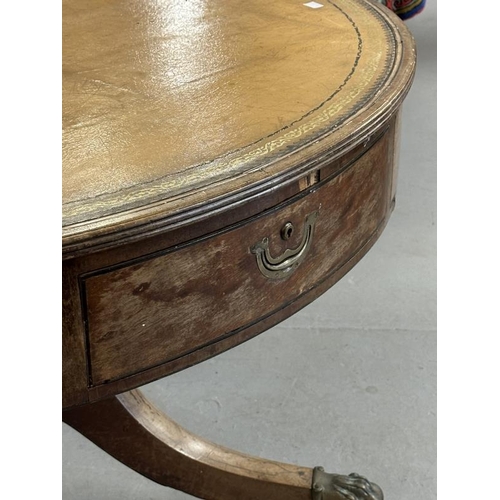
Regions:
[[63, 0, 416, 498]]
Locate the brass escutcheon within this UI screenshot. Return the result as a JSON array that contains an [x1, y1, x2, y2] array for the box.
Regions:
[[281, 222, 294, 240]]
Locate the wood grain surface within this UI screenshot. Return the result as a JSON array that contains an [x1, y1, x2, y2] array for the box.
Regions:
[[62, 0, 415, 255], [82, 125, 392, 386], [62, 0, 415, 410], [63, 118, 399, 408], [62, 2, 416, 496], [64, 389, 314, 500]]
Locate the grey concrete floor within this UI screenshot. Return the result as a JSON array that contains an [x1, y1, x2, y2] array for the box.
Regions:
[[62, 3, 436, 499]]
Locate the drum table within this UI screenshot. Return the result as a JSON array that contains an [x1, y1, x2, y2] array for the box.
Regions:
[[62, 0, 416, 498]]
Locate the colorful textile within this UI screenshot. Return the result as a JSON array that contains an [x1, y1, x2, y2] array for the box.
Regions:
[[378, 0, 426, 20]]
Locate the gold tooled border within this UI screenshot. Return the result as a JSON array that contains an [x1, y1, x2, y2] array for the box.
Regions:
[[63, 0, 398, 227]]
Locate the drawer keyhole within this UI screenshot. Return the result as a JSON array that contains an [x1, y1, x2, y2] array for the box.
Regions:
[[281, 222, 294, 240]]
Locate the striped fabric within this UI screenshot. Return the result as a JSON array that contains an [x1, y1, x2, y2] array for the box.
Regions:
[[378, 0, 426, 20]]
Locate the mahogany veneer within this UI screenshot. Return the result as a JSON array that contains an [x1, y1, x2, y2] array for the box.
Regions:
[[63, 1, 416, 498]]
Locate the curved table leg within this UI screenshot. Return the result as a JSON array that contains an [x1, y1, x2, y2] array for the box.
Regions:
[[63, 389, 383, 500]]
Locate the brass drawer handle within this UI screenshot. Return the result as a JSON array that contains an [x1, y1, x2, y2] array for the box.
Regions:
[[251, 211, 318, 280]]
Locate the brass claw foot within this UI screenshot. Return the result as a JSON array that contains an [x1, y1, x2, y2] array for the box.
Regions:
[[312, 467, 384, 500]]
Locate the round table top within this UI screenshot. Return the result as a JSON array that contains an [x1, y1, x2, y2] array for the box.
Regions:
[[62, 0, 415, 254]]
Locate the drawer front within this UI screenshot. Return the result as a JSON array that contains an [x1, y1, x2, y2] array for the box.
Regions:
[[83, 131, 393, 386]]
